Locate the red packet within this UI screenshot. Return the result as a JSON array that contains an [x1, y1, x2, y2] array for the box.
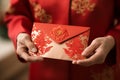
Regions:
[[31, 23, 90, 61]]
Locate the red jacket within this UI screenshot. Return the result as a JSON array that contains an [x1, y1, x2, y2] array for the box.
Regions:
[[5, 0, 120, 80]]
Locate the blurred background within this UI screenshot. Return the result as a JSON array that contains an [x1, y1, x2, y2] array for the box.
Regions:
[[0, 0, 29, 80]]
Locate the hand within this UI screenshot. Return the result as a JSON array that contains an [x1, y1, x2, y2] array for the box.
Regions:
[[16, 33, 43, 62], [72, 35, 115, 66]]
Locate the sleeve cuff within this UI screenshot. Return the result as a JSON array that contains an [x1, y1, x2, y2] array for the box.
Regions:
[[107, 29, 120, 64]]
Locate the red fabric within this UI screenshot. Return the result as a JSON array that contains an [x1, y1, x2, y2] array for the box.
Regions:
[[4, 0, 120, 80]]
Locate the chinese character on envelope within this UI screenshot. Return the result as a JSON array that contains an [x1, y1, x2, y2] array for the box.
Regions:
[[31, 23, 90, 61]]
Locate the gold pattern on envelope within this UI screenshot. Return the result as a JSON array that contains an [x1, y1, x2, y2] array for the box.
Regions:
[[50, 26, 69, 42]]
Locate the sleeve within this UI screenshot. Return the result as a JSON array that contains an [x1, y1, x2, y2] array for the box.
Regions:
[[4, 0, 34, 62], [4, 0, 34, 48], [107, 0, 120, 62], [106, 0, 120, 76]]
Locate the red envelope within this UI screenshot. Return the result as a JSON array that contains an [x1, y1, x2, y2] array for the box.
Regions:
[[31, 23, 90, 61]]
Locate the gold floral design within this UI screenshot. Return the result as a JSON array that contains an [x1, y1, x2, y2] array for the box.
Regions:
[[71, 0, 96, 16], [30, 1, 52, 23]]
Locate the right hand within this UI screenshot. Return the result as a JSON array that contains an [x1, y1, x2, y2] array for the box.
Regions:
[[16, 33, 43, 62]]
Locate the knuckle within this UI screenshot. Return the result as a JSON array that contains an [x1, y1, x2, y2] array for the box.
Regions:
[[27, 43, 35, 50], [92, 39, 99, 45], [28, 42, 34, 47], [21, 35, 29, 41], [18, 34, 30, 43], [27, 42, 37, 52], [93, 38, 102, 43]]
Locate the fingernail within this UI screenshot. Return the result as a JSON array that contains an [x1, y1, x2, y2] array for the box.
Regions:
[[72, 60, 76, 64], [31, 48, 37, 52], [81, 52, 85, 56], [72, 62, 75, 64]]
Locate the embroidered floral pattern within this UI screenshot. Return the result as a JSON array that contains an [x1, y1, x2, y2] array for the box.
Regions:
[[71, 0, 96, 16], [50, 26, 69, 43], [30, 1, 52, 23]]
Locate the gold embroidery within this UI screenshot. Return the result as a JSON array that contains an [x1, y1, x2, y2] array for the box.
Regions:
[[30, 1, 52, 23], [71, 0, 96, 16]]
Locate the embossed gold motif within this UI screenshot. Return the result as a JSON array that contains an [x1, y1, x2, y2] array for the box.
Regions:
[[71, 0, 96, 16], [50, 26, 69, 42]]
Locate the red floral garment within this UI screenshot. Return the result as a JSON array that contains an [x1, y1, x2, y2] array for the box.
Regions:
[[71, 0, 96, 16], [30, 1, 52, 23], [4, 0, 120, 80]]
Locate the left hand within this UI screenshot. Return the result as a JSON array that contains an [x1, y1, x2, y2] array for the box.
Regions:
[[72, 35, 115, 66]]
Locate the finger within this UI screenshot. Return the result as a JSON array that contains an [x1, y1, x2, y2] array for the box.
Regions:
[[72, 57, 94, 67], [17, 47, 43, 62], [20, 52, 44, 62], [26, 55, 44, 62], [72, 60, 77, 64], [82, 39, 101, 57], [23, 36, 37, 54], [18, 33, 37, 53], [74, 47, 105, 66]]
